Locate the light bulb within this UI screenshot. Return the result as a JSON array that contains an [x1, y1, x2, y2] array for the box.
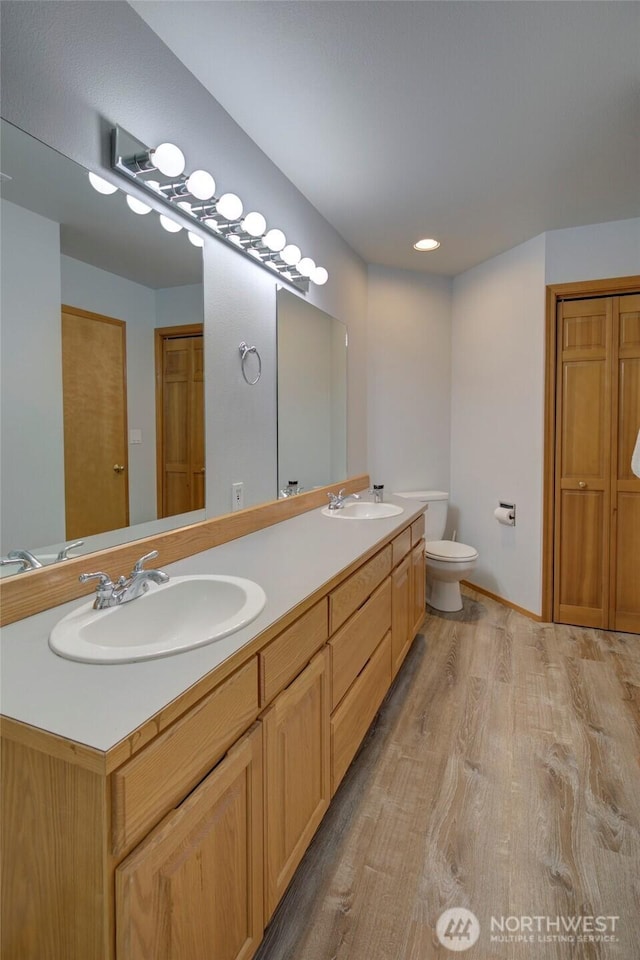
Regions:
[[88, 172, 118, 195], [203, 217, 221, 232], [150, 142, 185, 178], [298, 257, 316, 277], [264, 228, 286, 252], [188, 232, 204, 248], [413, 237, 440, 251], [186, 169, 215, 200], [266, 259, 279, 270], [311, 266, 329, 285], [242, 211, 266, 237], [281, 244, 301, 266], [216, 193, 243, 221], [177, 200, 192, 214], [159, 214, 183, 233], [146, 179, 162, 193], [126, 194, 151, 215]]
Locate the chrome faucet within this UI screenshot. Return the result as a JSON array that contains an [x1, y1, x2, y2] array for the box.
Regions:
[[326, 488, 361, 510], [79, 550, 169, 609], [0, 549, 44, 572], [56, 540, 84, 562]]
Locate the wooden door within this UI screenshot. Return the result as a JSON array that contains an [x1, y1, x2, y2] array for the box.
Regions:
[[610, 294, 640, 632], [411, 540, 426, 636], [262, 648, 330, 921], [554, 294, 640, 632], [155, 325, 204, 518], [61, 305, 128, 539], [554, 298, 612, 628], [116, 725, 263, 960], [391, 553, 411, 678]]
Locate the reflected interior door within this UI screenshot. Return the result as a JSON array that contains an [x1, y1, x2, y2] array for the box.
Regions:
[[155, 325, 205, 518], [61, 305, 129, 539]]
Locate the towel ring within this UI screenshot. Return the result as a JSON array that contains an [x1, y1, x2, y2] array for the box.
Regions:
[[239, 341, 262, 385]]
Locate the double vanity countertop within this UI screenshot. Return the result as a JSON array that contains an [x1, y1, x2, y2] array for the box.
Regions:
[[0, 495, 424, 753]]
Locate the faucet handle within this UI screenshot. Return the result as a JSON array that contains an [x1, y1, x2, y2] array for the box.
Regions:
[[132, 550, 159, 574], [79, 571, 113, 587], [56, 540, 84, 562]]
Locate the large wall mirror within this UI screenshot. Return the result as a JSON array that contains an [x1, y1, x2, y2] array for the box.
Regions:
[[0, 120, 205, 574], [276, 289, 347, 495]]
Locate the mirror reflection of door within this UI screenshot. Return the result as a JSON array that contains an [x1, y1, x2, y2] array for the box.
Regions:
[[61, 305, 129, 538], [155, 325, 205, 518]]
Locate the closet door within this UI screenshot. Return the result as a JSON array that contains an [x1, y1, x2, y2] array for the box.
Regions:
[[610, 294, 640, 633], [554, 297, 613, 628]]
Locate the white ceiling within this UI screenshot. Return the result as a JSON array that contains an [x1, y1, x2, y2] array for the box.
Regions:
[[132, 0, 640, 276]]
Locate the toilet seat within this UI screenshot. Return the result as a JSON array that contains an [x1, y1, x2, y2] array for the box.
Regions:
[[425, 539, 478, 562]]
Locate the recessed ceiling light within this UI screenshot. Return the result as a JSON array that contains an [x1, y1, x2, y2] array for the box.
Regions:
[[413, 238, 440, 251]]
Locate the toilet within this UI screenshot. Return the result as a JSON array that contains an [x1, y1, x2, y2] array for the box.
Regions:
[[395, 491, 478, 612]]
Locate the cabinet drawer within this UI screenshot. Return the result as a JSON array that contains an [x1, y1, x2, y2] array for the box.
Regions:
[[391, 526, 412, 568], [259, 599, 328, 705], [112, 657, 259, 856], [329, 578, 391, 710], [329, 544, 392, 634], [330, 631, 392, 794], [411, 513, 425, 545]]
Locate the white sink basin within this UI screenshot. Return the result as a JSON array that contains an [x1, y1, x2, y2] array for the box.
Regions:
[[321, 502, 404, 520], [49, 575, 266, 664]]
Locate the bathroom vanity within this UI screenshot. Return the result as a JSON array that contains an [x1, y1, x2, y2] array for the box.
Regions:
[[1, 486, 425, 960]]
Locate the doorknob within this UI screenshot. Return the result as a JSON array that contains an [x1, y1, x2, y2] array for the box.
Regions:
[[113, 464, 125, 473], [578, 481, 587, 489]]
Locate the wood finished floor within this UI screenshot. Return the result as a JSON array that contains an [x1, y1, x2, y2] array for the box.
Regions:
[[256, 588, 640, 960]]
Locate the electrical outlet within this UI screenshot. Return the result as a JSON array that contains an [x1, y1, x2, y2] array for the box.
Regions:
[[232, 482, 244, 512]]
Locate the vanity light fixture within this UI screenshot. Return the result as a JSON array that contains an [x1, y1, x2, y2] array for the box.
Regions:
[[413, 237, 441, 251], [111, 126, 328, 292], [159, 213, 183, 234], [88, 172, 119, 195], [126, 194, 152, 215]]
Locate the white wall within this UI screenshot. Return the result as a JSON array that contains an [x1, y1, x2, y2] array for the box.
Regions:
[[277, 297, 334, 492], [0, 1, 369, 524], [155, 284, 204, 329], [367, 265, 452, 495], [546, 217, 640, 285], [451, 235, 547, 614], [0, 200, 65, 551], [450, 217, 640, 617]]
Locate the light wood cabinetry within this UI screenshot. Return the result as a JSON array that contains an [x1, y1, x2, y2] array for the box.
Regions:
[[116, 725, 263, 960], [391, 553, 412, 678], [112, 658, 259, 856], [329, 578, 391, 709], [411, 540, 427, 636], [1, 510, 427, 960], [262, 648, 330, 920], [331, 631, 392, 794]]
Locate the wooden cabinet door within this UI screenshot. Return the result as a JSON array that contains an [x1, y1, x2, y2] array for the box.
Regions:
[[611, 294, 640, 633], [411, 540, 426, 637], [262, 648, 330, 921], [391, 553, 411, 678], [115, 726, 263, 960], [554, 298, 613, 628]]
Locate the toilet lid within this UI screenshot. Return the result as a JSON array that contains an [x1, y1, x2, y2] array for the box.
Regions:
[[425, 540, 478, 562]]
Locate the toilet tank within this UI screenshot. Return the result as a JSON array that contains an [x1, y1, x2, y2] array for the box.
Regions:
[[395, 490, 449, 540]]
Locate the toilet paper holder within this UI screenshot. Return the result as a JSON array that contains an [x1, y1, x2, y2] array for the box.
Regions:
[[496, 501, 516, 525]]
